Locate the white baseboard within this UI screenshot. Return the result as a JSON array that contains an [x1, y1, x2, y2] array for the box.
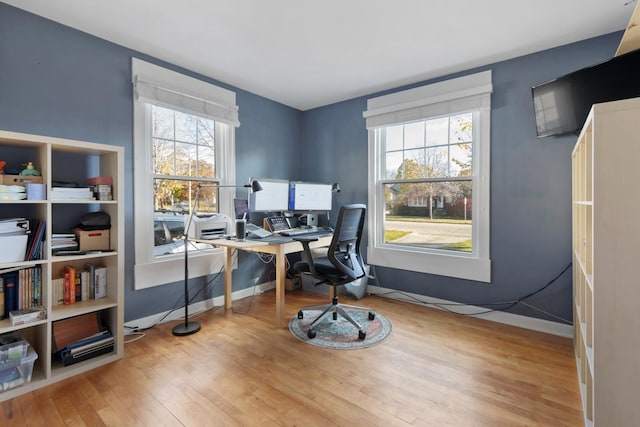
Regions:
[[367, 286, 574, 338], [125, 282, 573, 339], [124, 281, 276, 333]]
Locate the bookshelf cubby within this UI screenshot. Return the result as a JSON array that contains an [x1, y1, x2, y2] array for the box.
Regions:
[[571, 97, 640, 425], [0, 130, 123, 400]]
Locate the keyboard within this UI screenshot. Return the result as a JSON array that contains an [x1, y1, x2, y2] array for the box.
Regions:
[[279, 228, 320, 236], [246, 235, 293, 244]]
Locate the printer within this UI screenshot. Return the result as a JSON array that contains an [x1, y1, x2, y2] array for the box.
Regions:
[[186, 214, 229, 240]]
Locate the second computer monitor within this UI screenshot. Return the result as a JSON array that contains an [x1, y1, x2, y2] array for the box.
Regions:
[[288, 181, 332, 211]]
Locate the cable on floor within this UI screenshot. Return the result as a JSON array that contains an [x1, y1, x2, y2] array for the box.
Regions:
[[369, 262, 573, 324], [124, 260, 226, 337]]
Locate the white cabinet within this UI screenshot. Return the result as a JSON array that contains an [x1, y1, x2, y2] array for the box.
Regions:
[[0, 130, 123, 401], [572, 97, 640, 426]]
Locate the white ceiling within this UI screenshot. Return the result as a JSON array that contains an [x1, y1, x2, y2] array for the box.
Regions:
[[3, 0, 635, 110]]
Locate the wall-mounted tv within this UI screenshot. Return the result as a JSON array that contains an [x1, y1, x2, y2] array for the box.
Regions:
[[532, 48, 640, 138]]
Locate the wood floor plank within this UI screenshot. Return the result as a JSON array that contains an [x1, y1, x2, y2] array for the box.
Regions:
[[0, 291, 583, 426]]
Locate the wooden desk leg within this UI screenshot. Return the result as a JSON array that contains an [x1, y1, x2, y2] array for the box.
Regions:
[[224, 246, 233, 310], [274, 245, 286, 327]]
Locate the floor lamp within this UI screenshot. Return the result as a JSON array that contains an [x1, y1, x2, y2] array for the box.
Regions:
[[172, 179, 263, 336]]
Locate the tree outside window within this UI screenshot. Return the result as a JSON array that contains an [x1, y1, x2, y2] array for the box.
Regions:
[[382, 114, 473, 252]]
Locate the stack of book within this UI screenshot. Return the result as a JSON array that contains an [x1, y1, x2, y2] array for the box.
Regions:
[[51, 234, 78, 253], [52, 263, 107, 305], [87, 177, 113, 201], [50, 187, 94, 201], [0, 185, 26, 201], [0, 267, 45, 322]]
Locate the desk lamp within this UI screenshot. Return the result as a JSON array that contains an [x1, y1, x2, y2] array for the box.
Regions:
[[173, 179, 263, 336], [326, 182, 341, 228]]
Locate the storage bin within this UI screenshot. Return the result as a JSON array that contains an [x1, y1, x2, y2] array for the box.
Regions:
[[0, 175, 43, 187], [0, 332, 29, 362], [74, 229, 110, 251], [0, 234, 28, 263], [0, 347, 38, 392]]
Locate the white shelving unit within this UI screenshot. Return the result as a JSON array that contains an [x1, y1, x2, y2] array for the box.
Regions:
[[572, 97, 640, 426], [0, 130, 123, 401]]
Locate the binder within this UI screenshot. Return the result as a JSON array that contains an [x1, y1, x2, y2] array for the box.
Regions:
[[2, 272, 18, 318], [58, 330, 114, 366], [0, 218, 29, 234]]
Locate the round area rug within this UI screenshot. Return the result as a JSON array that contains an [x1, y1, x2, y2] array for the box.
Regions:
[[289, 309, 392, 350]]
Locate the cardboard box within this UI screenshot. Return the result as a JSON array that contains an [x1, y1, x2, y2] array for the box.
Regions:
[[285, 277, 301, 291], [0, 175, 43, 187], [0, 234, 27, 263], [75, 229, 110, 251]]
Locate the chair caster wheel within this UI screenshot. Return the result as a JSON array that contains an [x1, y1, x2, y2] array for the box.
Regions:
[[298, 311, 304, 319], [333, 312, 338, 320], [308, 329, 317, 339], [358, 330, 366, 340], [368, 312, 376, 320]]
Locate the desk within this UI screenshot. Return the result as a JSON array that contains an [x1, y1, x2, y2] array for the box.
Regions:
[[201, 236, 332, 327]]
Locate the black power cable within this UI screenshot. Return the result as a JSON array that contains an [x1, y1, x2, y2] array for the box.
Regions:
[[370, 262, 573, 324]]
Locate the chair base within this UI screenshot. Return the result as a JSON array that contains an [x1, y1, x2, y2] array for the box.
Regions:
[[298, 296, 375, 340]]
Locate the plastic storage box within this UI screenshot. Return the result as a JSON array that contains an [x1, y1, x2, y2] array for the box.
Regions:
[[0, 347, 37, 392], [0, 332, 29, 362]]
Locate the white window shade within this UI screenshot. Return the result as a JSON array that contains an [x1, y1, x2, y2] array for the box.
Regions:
[[364, 70, 492, 129], [132, 58, 240, 127]]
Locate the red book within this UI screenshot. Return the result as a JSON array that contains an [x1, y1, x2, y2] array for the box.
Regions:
[[63, 266, 76, 304], [63, 272, 71, 305]]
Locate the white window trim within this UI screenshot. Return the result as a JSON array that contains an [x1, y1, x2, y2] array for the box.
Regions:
[[131, 58, 239, 289], [364, 71, 492, 282]]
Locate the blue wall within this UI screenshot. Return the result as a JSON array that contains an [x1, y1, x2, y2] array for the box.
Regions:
[[302, 34, 622, 323], [0, 3, 303, 321], [0, 3, 623, 324]]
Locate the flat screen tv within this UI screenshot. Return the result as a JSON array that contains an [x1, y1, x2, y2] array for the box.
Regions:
[[532, 48, 640, 138]]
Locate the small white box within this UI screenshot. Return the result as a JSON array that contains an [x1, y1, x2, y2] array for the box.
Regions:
[[0, 234, 27, 263], [9, 307, 47, 326]]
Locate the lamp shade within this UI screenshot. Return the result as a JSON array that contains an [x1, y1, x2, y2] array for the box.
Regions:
[[250, 180, 263, 192]]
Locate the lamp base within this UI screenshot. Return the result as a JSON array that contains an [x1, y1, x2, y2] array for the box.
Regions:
[[172, 321, 201, 336]]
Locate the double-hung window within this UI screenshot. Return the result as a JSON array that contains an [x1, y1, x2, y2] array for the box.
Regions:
[[132, 58, 240, 289], [364, 71, 492, 282]]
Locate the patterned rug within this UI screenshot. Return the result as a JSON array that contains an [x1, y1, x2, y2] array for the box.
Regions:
[[289, 308, 392, 350]]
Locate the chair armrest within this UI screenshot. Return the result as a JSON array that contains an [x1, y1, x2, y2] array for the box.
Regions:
[[292, 236, 320, 276]]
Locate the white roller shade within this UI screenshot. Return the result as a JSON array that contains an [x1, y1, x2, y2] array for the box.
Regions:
[[132, 58, 240, 127], [364, 70, 492, 129]]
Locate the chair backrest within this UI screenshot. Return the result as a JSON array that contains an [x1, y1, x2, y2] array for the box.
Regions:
[[327, 204, 366, 281]]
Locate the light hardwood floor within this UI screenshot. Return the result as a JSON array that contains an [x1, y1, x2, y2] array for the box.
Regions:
[[1, 290, 583, 426]]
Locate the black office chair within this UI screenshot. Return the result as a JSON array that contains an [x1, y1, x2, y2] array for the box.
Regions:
[[293, 204, 375, 340]]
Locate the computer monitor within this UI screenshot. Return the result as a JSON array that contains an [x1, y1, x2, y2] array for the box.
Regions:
[[288, 181, 332, 211], [248, 178, 289, 212]]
